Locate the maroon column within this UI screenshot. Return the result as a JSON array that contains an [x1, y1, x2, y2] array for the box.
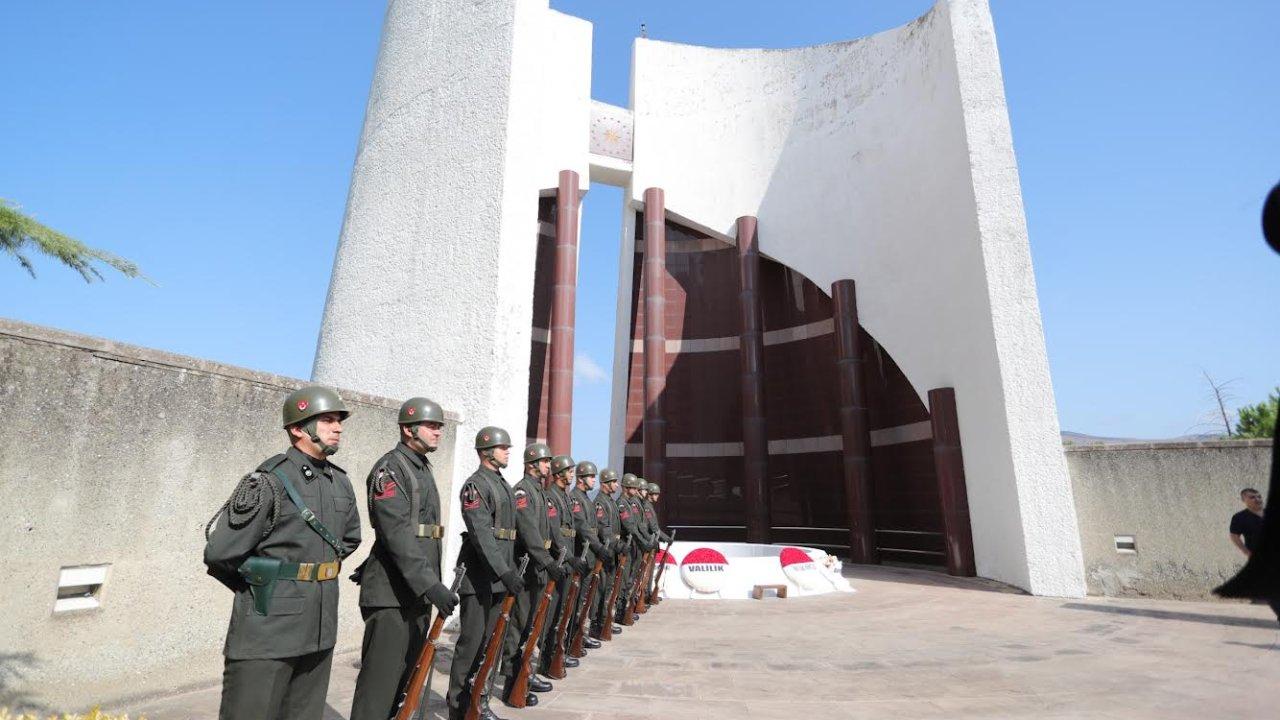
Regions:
[[929, 387, 977, 576], [737, 216, 770, 543], [547, 170, 580, 455], [642, 188, 667, 486], [832, 279, 877, 564]]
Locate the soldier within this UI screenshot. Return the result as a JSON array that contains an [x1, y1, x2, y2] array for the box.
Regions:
[[204, 386, 362, 720], [446, 427, 523, 720], [499, 443, 565, 706], [568, 461, 606, 652], [590, 468, 624, 639], [615, 474, 651, 622], [644, 482, 672, 544], [540, 455, 584, 675], [349, 398, 457, 720]]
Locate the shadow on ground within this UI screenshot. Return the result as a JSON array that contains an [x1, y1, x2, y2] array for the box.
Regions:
[[1061, 602, 1280, 630]]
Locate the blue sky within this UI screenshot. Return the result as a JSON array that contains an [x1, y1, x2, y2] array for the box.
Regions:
[[2, 1, 1277, 464]]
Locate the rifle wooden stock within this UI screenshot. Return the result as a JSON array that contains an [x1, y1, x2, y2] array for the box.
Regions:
[[568, 559, 604, 657], [394, 563, 466, 720], [599, 552, 628, 640], [648, 532, 677, 605], [634, 551, 655, 614], [464, 557, 527, 720], [621, 551, 652, 625], [505, 574, 557, 709], [546, 562, 586, 678]]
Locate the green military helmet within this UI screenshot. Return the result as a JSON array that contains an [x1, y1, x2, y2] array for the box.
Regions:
[[282, 386, 350, 428], [475, 426, 512, 450], [550, 455, 576, 475], [575, 460, 598, 477], [523, 442, 553, 464], [399, 397, 445, 425], [621, 474, 642, 490], [599, 468, 619, 484], [647, 482, 661, 494]]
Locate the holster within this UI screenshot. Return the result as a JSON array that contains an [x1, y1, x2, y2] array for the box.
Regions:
[[238, 556, 282, 616]]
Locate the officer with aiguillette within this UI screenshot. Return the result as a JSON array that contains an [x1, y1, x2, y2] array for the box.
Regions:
[[204, 386, 363, 720], [592, 469, 624, 640], [349, 398, 458, 720], [499, 443, 565, 706], [568, 460, 606, 652], [446, 427, 522, 720]]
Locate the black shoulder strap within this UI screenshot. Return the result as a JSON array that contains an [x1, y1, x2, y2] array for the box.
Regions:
[[271, 467, 345, 555], [391, 453, 421, 524]]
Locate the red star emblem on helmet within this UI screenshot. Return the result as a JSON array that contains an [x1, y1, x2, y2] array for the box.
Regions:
[[407, 407, 415, 415], [298, 400, 308, 410], [483, 434, 490, 441]]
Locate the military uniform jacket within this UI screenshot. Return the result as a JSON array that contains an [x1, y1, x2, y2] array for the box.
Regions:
[[569, 487, 606, 566], [617, 494, 642, 547], [513, 474, 555, 583], [358, 442, 444, 608], [457, 466, 517, 595], [594, 492, 618, 555], [642, 499, 669, 544], [546, 484, 575, 563], [204, 447, 362, 660]]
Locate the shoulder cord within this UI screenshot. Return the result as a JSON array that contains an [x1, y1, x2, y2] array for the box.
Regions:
[[204, 472, 283, 541]]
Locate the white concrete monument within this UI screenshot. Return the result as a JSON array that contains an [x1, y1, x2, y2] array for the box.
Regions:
[[314, 0, 1086, 597]]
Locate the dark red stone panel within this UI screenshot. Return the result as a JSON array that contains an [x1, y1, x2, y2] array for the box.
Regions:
[[761, 335, 842, 440], [767, 452, 846, 529], [863, 333, 930, 429], [870, 439, 945, 566], [525, 197, 556, 441], [759, 259, 834, 331], [660, 456, 747, 530]]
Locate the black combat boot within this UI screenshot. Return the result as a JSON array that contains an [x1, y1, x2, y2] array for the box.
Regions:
[[583, 636, 601, 649], [529, 674, 553, 692]]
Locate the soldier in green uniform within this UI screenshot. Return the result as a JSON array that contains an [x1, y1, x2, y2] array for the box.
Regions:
[[615, 474, 647, 621], [567, 460, 606, 652], [446, 427, 523, 720], [646, 482, 673, 544], [349, 398, 457, 720], [204, 386, 363, 720], [499, 443, 565, 706], [539, 455, 583, 675], [591, 469, 624, 639]]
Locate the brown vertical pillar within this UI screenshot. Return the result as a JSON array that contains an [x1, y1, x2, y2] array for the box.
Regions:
[[547, 170, 580, 455], [929, 387, 977, 577], [832, 279, 877, 564], [642, 188, 667, 486], [736, 216, 770, 543]]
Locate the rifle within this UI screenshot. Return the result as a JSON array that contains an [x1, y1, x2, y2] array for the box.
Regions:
[[505, 548, 566, 709], [620, 549, 651, 626], [546, 545, 589, 679], [648, 529, 677, 605], [568, 555, 604, 658], [464, 556, 528, 720], [599, 538, 629, 640], [633, 549, 655, 614], [393, 563, 466, 720]]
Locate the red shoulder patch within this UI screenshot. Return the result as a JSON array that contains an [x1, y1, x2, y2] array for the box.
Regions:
[[374, 480, 398, 500], [462, 484, 482, 511], [516, 493, 529, 510], [546, 501, 558, 518], [620, 509, 630, 520]]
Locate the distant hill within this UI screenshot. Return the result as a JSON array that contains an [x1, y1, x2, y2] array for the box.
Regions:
[[1061, 431, 1228, 445]]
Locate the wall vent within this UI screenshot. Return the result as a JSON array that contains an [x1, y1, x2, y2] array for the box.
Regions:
[[54, 564, 110, 613], [1114, 535, 1137, 554]]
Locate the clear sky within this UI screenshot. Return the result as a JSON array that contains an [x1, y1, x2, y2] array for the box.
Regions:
[[2, 1, 1277, 466]]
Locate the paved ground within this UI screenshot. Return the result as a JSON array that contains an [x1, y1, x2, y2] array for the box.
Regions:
[[129, 566, 1279, 719]]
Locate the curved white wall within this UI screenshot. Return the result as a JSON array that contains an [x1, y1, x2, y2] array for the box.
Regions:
[[313, 0, 592, 581], [624, 0, 1084, 596]]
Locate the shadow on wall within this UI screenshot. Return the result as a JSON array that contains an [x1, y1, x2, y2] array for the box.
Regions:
[[0, 652, 44, 713]]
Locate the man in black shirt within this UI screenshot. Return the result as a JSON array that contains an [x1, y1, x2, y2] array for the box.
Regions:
[[1229, 487, 1266, 557]]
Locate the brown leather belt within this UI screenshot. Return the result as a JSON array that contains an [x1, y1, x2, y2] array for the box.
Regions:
[[289, 561, 341, 582]]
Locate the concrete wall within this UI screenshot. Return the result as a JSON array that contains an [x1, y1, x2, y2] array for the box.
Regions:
[[1066, 440, 1272, 600], [618, 0, 1084, 596], [312, 0, 593, 588], [0, 318, 459, 711]]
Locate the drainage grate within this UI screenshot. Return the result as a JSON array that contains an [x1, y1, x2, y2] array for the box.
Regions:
[[54, 564, 110, 613], [1114, 535, 1136, 554]]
